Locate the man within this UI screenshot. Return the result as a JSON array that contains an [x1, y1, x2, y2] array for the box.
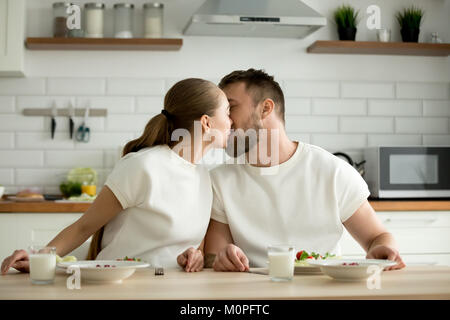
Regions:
[[203, 69, 405, 272]]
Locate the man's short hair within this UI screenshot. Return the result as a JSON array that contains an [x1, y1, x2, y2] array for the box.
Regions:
[[218, 68, 285, 123]]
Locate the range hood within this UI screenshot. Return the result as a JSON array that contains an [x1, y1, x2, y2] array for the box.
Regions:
[[183, 0, 327, 38]]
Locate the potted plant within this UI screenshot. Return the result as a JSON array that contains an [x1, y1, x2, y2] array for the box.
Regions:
[[334, 5, 359, 41], [396, 6, 424, 42]]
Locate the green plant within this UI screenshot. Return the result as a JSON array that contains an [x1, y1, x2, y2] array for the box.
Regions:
[[59, 181, 82, 198], [396, 6, 424, 29], [334, 5, 359, 29]]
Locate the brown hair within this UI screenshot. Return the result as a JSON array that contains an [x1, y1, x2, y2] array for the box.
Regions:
[[86, 78, 222, 260], [218, 68, 285, 123]]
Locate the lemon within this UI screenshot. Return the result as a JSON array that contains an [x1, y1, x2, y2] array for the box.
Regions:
[[56, 255, 77, 263], [62, 256, 77, 262]]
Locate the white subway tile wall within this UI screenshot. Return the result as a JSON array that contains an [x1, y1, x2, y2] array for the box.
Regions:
[[0, 78, 449, 194]]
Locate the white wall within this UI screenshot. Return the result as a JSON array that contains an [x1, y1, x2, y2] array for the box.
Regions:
[[0, 0, 449, 194]]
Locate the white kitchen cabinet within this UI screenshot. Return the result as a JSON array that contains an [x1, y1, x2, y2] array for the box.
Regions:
[[0, 213, 91, 261], [340, 211, 450, 266], [0, 0, 25, 77]]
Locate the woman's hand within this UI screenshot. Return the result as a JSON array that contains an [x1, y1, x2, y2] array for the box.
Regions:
[[177, 247, 204, 272], [1, 249, 30, 275], [366, 244, 406, 270]]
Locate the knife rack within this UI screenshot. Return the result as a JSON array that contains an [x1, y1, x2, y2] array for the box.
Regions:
[[22, 108, 107, 117]]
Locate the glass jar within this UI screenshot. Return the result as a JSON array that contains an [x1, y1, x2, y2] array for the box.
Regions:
[[84, 3, 105, 38], [144, 3, 164, 38], [114, 3, 134, 38], [53, 2, 72, 37]]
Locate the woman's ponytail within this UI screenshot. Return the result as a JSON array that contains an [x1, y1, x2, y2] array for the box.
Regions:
[[122, 113, 172, 157]]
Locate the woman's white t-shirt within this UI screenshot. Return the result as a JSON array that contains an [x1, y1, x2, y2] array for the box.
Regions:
[[96, 145, 212, 268], [210, 141, 370, 267]]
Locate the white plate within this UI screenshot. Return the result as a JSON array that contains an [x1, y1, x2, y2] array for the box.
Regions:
[[57, 260, 150, 283], [294, 261, 322, 274], [307, 259, 397, 281]]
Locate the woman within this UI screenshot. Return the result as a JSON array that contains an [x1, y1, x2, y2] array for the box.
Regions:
[[1, 78, 232, 274]]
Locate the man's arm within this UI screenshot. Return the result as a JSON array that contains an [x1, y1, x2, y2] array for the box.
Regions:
[[343, 200, 406, 270], [203, 219, 249, 271]]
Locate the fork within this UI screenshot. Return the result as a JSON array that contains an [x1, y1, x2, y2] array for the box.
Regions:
[[155, 267, 164, 276]]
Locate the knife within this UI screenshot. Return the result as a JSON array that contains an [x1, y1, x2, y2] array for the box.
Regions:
[[68, 101, 75, 139], [51, 102, 57, 139]]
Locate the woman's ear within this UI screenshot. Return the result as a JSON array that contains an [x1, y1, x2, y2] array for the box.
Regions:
[[200, 114, 211, 133], [261, 98, 275, 120]]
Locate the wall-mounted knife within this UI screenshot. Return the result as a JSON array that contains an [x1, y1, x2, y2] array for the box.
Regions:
[[51, 102, 57, 139], [68, 101, 75, 139]]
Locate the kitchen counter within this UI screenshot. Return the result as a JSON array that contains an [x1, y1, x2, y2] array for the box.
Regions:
[[1, 266, 449, 300], [1, 198, 450, 213]]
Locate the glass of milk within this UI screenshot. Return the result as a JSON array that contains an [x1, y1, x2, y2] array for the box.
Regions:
[[28, 245, 56, 285], [267, 245, 295, 282]]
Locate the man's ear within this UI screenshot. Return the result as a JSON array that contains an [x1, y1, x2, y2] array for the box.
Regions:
[[200, 114, 211, 133], [261, 98, 275, 120]]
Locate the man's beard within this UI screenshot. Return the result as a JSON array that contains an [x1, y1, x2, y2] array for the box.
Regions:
[[225, 113, 262, 158]]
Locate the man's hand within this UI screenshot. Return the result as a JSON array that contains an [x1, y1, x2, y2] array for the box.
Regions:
[[366, 244, 406, 270], [177, 247, 204, 272], [213, 244, 249, 272]]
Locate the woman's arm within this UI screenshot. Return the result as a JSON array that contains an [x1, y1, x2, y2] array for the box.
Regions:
[[47, 185, 123, 256], [1, 186, 122, 274]]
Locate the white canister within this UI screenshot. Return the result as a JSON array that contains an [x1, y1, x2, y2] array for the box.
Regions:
[[114, 3, 134, 38], [144, 3, 164, 38], [84, 3, 105, 38]]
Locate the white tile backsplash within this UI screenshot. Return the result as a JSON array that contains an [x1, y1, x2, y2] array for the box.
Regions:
[[0, 97, 15, 113], [0, 115, 45, 131], [0, 169, 14, 185], [312, 99, 366, 115], [47, 78, 106, 95], [76, 96, 135, 114], [422, 135, 450, 146], [16, 132, 75, 149], [0, 78, 46, 95], [311, 134, 367, 150], [0, 77, 449, 193], [284, 81, 339, 98], [340, 117, 394, 133], [0, 151, 44, 167], [73, 132, 134, 150], [284, 98, 311, 115], [423, 100, 450, 117], [0, 133, 14, 149], [44, 150, 103, 168], [341, 82, 395, 99], [106, 114, 150, 132], [107, 78, 165, 96], [396, 82, 449, 99], [368, 134, 422, 147], [368, 100, 422, 116], [286, 116, 338, 133], [395, 117, 449, 134]]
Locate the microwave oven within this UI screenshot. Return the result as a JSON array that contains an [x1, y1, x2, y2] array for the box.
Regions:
[[364, 146, 450, 199]]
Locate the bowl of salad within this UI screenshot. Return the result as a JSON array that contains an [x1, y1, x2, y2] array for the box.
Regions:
[[294, 250, 339, 274]]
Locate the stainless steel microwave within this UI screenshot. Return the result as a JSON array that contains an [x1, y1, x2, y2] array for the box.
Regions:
[[364, 146, 450, 199]]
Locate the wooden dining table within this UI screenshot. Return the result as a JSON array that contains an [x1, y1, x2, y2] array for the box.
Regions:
[[1, 266, 449, 300]]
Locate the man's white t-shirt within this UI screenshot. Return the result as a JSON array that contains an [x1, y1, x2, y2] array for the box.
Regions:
[[210, 141, 370, 267], [96, 145, 212, 268]]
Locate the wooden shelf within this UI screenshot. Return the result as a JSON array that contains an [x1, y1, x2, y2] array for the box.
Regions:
[[25, 37, 183, 51], [307, 40, 450, 56]]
